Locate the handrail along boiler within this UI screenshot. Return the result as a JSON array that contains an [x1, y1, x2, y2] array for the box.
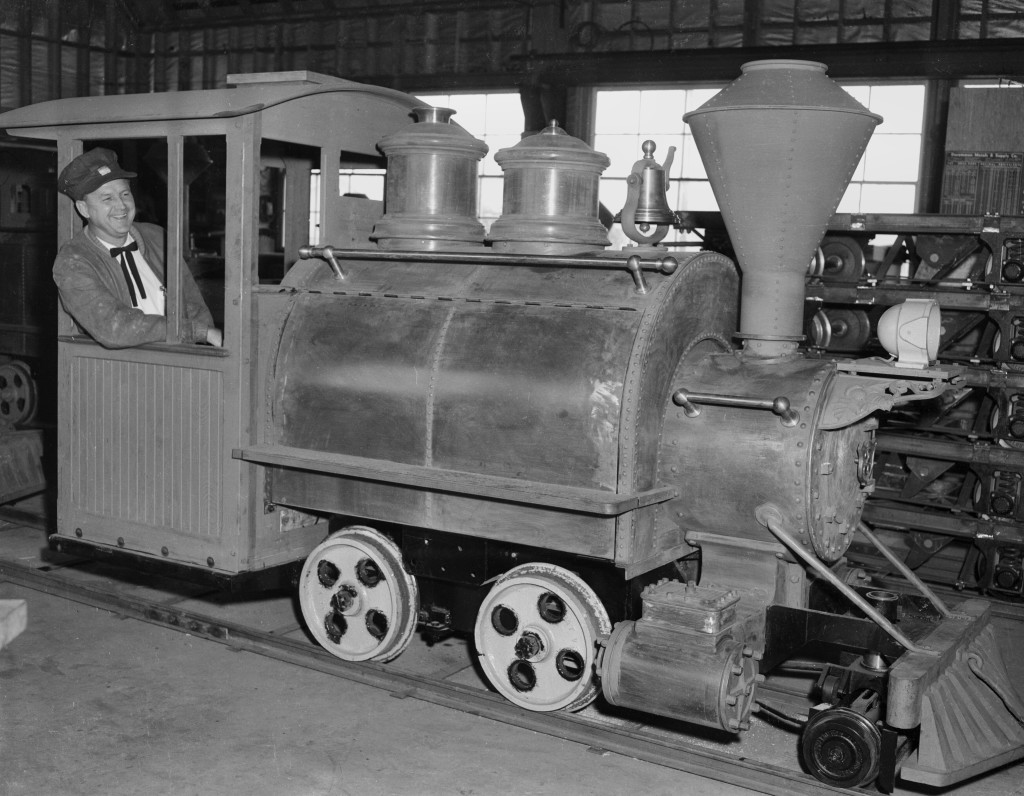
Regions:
[[1, 62, 1021, 790]]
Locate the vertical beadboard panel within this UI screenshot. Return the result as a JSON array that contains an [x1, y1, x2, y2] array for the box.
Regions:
[[67, 357, 223, 537]]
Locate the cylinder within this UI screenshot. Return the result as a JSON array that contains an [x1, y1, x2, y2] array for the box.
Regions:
[[865, 589, 900, 623], [599, 620, 758, 732], [371, 106, 488, 251], [488, 120, 610, 255], [660, 353, 876, 562]]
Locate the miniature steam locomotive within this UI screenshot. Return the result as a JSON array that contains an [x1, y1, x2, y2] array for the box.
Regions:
[[0, 61, 1021, 791]]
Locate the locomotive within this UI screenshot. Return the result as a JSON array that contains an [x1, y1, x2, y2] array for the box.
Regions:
[[0, 62, 1021, 790]]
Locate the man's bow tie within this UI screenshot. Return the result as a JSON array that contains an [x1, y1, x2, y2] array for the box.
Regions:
[[110, 240, 146, 305], [109, 241, 139, 258]]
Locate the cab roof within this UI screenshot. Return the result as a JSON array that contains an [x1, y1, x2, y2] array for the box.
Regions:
[[0, 71, 421, 137]]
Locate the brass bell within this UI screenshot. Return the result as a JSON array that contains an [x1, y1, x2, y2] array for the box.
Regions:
[[620, 140, 677, 247], [632, 140, 677, 224]]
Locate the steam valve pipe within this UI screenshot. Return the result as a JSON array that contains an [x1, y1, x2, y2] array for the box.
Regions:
[[298, 245, 346, 280], [672, 390, 800, 427], [626, 255, 649, 294]]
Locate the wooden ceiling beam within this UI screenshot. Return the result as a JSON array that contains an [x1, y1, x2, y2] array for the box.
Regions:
[[139, 0, 525, 31], [512, 40, 1024, 86], [280, 38, 1024, 94]]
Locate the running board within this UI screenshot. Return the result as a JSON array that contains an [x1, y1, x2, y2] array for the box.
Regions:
[[234, 443, 675, 516]]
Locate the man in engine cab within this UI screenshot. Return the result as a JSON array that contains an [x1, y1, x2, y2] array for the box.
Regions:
[[52, 147, 222, 349]]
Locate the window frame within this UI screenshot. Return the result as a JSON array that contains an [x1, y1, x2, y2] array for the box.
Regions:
[[591, 79, 929, 249], [55, 130, 232, 354]]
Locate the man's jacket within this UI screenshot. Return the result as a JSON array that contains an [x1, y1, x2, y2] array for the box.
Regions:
[[53, 221, 215, 349]]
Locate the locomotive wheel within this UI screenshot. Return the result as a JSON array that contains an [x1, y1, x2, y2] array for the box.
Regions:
[[801, 707, 882, 788], [819, 236, 867, 282], [473, 563, 611, 712], [298, 526, 419, 662], [807, 308, 872, 351], [0, 359, 38, 426]]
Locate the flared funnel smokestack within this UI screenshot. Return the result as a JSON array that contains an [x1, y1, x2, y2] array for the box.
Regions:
[[684, 60, 882, 357]]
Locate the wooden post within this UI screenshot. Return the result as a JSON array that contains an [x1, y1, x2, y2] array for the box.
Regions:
[[104, 0, 117, 94], [76, 22, 92, 98], [47, 6, 61, 100], [17, 5, 31, 107]]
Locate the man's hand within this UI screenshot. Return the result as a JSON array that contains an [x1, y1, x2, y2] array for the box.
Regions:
[[206, 327, 223, 347]]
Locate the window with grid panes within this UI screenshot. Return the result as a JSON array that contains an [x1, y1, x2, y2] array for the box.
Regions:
[[593, 83, 926, 250]]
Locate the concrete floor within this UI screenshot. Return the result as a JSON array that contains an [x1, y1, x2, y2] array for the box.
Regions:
[[0, 582, 760, 796], [1, 516, 1023, 796]]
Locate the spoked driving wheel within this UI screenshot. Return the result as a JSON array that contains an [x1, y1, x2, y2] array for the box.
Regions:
[[474, 563, 611, 712], [298, 526, 419, 662]]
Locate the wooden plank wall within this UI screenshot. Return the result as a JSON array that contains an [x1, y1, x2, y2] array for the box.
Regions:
[[0, 2, 153, 111]]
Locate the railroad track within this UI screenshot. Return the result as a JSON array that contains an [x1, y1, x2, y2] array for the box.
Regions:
[[2, 523, 1022, 796]]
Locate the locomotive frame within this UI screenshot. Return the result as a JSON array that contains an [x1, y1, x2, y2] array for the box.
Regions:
[[1, 65, 1022, 792]]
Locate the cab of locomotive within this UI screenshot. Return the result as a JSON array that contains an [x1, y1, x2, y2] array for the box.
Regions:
[[0, 71, 424, 582]]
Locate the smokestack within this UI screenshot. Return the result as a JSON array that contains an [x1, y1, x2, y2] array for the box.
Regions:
[[684, 60, 882, 358]]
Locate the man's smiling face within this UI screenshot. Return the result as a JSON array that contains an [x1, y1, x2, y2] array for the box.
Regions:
[[76, 178, 136, 245]]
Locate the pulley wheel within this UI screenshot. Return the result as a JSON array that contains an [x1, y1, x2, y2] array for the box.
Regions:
[[0, 359, 38, 426], [474, 563, 611, 712], [298, 526, 419, 662], [801, 706, 882, 788]]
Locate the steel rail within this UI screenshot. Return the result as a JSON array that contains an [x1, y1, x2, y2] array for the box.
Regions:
[[0, 557, 851, 796]]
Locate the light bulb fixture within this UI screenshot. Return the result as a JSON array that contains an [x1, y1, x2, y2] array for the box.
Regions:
[[877, 298, 941, 369]]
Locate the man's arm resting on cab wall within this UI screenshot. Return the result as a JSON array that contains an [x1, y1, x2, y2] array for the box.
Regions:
[[54, 252, 219, 350]]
